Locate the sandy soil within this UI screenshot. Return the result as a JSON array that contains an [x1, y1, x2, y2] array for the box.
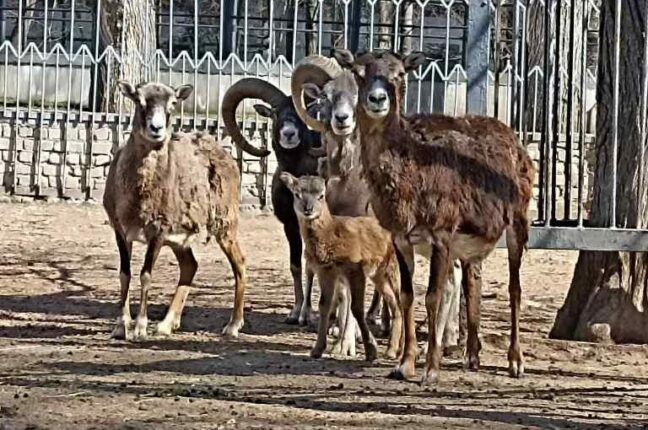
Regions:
[[0, 202, 647, 430]]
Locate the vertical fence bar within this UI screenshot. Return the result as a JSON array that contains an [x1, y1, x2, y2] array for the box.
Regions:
[[393, 0, 401, 53], [540, 0, 553, 225], [639, 0, 648, 228], [217, 0, 225, 139], [519, 2, 528, 140], [610, 0, 621, 228], [193, 0, 199, 130], [563, 0, 576, 220], [466, 0, 490, 116], [117, 4, 126, 147], [493, 0, 500, 120], [62, 0, 78, 197], [577, 0, 588, 227], [291, 0, 298, 66], [550, 0, 561, 222], [35, 0, 50, 195], [244, 0, 249, 66], [510, 0, 519, 129], [169, 0, 174, 87], [10, 0, 23, 192], [369, 1, 375, 52], [268, 0, 274, 61], [317, 0, 323, 54]]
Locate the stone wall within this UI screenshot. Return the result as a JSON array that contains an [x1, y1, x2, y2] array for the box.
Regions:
[[0, 118, 277, 206], [0, 117, 590, 220]]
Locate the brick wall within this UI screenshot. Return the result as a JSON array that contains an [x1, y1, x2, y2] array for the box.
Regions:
[[0, 118, 277, 206], [0, 117, 591, 220]]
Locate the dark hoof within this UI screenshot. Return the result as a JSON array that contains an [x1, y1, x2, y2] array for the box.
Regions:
[[388, 363, 416, 381], [285, 316, 299, 325]]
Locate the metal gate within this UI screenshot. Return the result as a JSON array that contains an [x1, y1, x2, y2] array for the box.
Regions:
[[0, 0, 646, 250]]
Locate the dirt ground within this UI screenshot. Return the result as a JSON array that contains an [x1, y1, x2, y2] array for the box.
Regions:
[[0, 202, 647, 430]]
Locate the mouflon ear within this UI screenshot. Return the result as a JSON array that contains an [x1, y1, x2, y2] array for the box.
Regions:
[[118, 81, 138, 101], [279, 172, 299, 193], [332, 49, 355, 69], [403, 52, 427, 72], [253, 104, 274, 118], [175, 84, 194, 101], [302, 83, 324, 100]]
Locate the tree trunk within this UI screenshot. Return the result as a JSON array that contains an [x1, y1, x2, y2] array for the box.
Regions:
[[98, 0, 157, 113], [524, 1, 583, 134], [400, 1, 415, 55], [377, 0, 393, 50], [304, 0, 318, 56], [550, 0, 648, 343]]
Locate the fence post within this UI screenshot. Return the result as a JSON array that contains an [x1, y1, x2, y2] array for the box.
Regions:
[[466, 0, 490, 115]]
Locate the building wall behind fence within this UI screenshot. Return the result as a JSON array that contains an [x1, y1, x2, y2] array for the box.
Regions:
[[0, 116, 591, 221]]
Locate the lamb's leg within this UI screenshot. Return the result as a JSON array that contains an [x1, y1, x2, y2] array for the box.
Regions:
[[462, 261, 482, 370], [157, 246, 198, 336], [332, 280, 357, 358], [133, 238, 164, 341], [111, 232, 133, 340], [366, 289, 382, 325], [421, 240, 451, 386], [506, 218, 527, 378], [284, 223, 304, 325], [299, 265, 315, 326], [380, 296, 391, 337], [218, 233, 247, 338], [374, 268, 402, 360], [442, 261, 463, 349], [311, 272, 336, 358], [433, 261, 461, 352], [390, 241, 418, 381], [347, 269, 377, 362]]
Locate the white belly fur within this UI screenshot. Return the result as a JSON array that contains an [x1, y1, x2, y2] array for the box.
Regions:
[[125, 226, 199, 248], [452, 233, 495, 262], [408, 232, 494, 263]]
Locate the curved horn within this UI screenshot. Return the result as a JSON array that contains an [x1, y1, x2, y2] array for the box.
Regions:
[[291, 55, 342, 133], [221, 78, 287, 157]]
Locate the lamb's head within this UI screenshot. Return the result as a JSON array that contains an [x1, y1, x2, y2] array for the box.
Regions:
[[118, 81, 193, 147], [222, 78, 317, 158], [336, 51, 426, 123], [279, 172, 326, 220]]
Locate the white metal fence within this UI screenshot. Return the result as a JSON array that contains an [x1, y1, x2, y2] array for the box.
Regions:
[[8, 0, 647, 251]]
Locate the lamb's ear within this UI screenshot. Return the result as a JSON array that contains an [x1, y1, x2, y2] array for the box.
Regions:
[[175, 84, 193, 101], [118, 81, 138, 101], [279, 172, 298, 192], [253, 104, 274, 118], [403, 52, 427, 72], [332, 49, 355, 69], [302, 83, 323, 101]]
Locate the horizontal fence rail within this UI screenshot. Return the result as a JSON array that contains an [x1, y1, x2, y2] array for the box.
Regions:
[[1, 0, 648, 250]]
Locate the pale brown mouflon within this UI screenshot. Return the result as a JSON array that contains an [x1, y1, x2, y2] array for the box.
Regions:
[[103, 81, 246, 340], [280, 173, 403, 361], [336, 50, 534, 385]]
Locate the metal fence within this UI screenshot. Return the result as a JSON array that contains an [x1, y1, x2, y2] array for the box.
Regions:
[[1, 0, 647, 250]]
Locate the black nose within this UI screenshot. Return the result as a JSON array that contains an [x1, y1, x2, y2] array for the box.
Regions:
[[283, 130, 295, 139], [149, 124, 163, 133], [369, 93, 387, 104], [335, 113, 349, 123]]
